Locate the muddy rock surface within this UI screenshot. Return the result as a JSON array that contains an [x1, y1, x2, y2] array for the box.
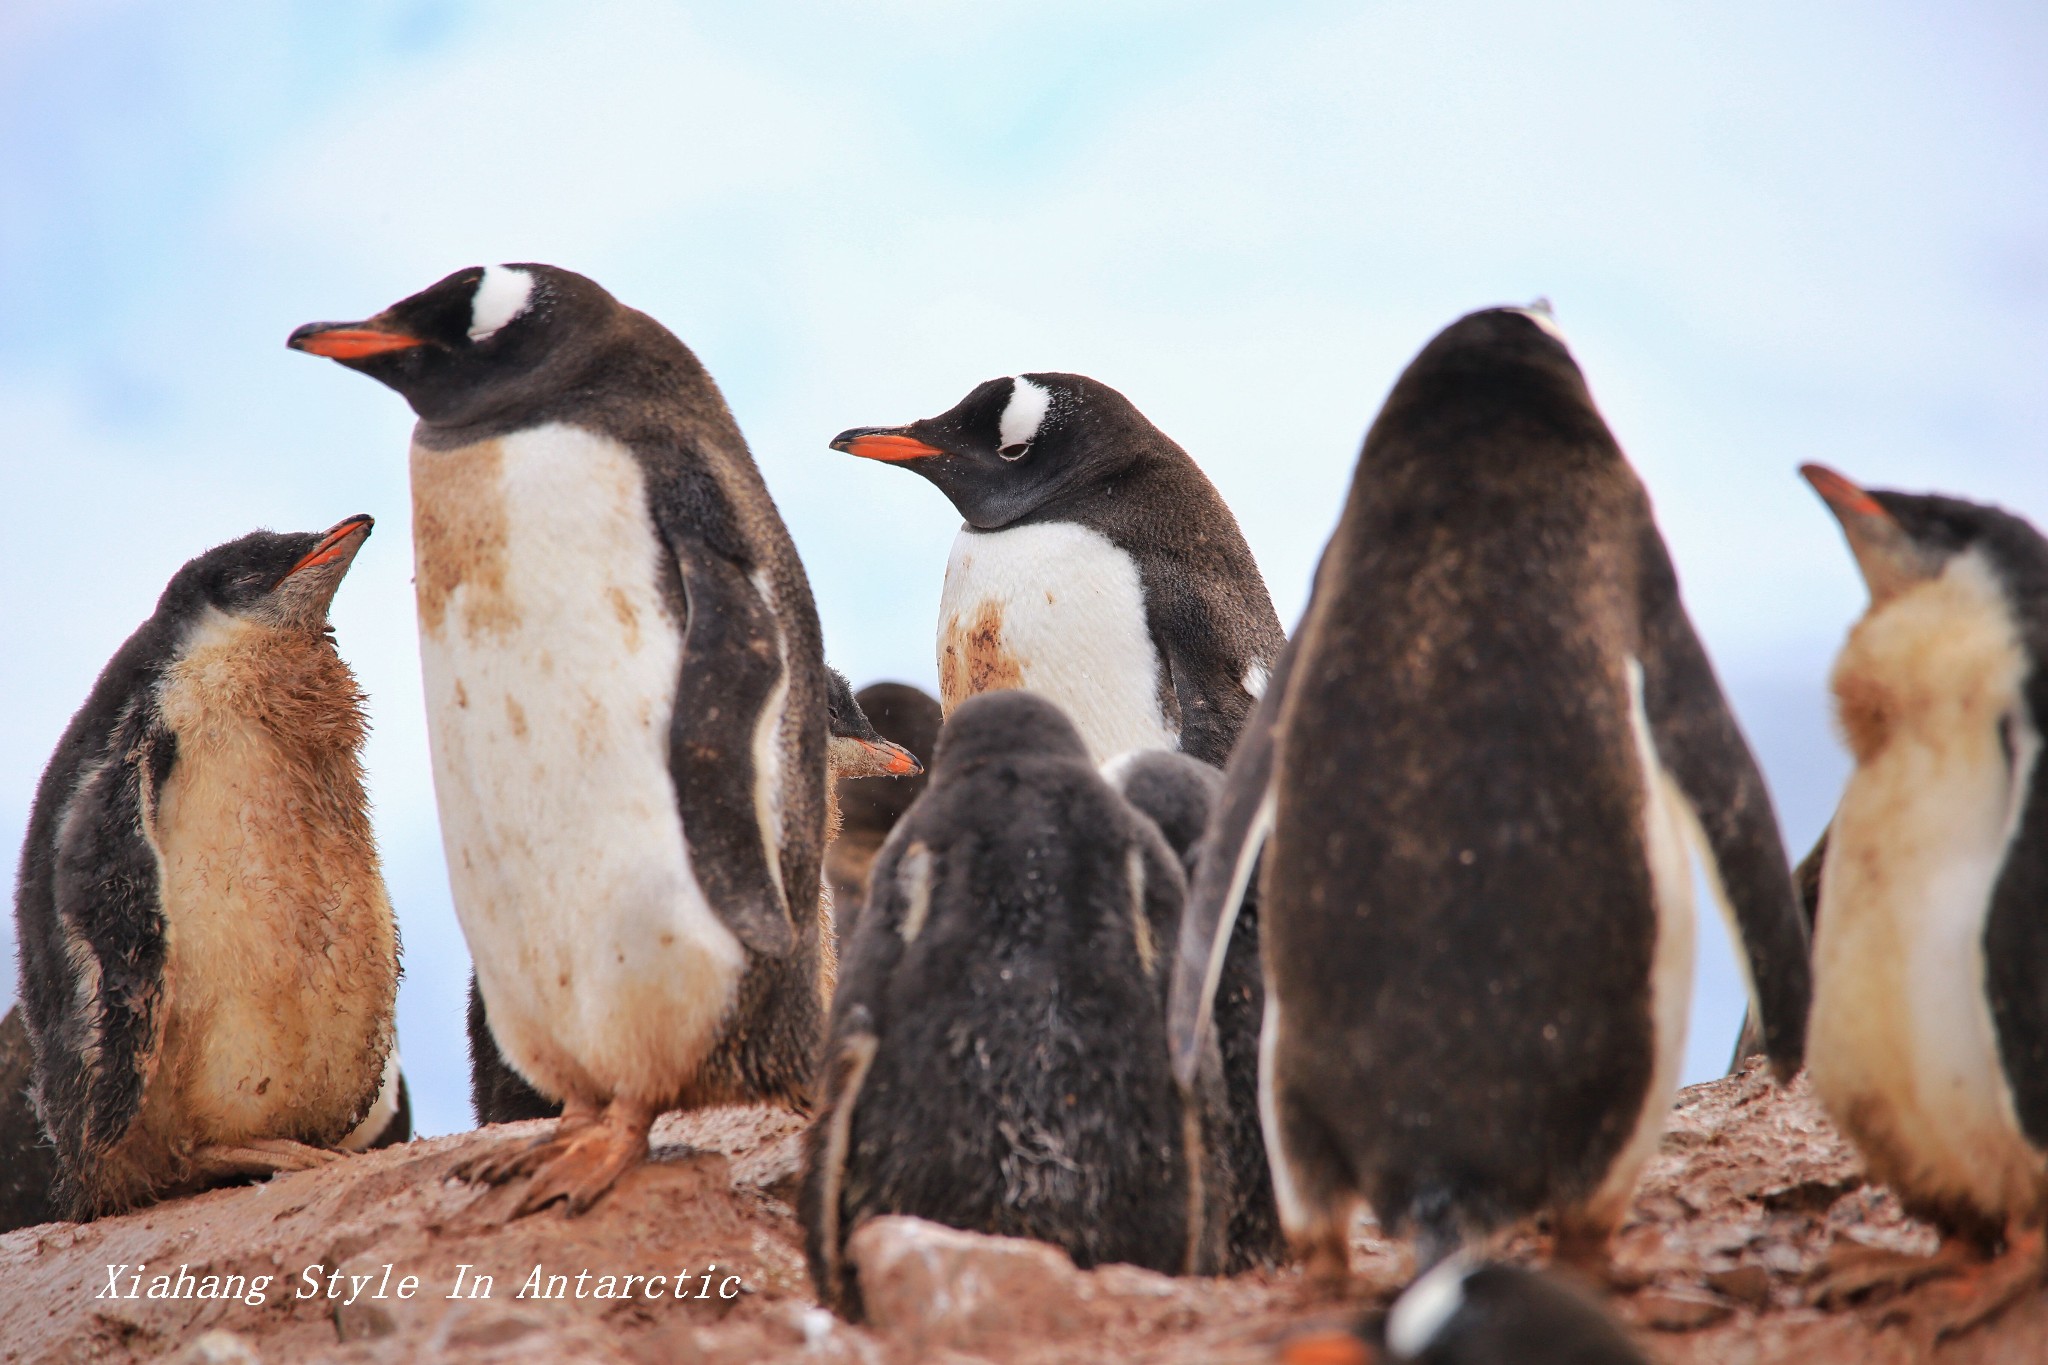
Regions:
[[2, 1066, 2042, 1363]]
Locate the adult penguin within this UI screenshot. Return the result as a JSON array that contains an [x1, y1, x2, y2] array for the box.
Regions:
[[293, 264, 829, 1214], [832, 374, 1283, 766], [1178, 306, 1811, 1279]]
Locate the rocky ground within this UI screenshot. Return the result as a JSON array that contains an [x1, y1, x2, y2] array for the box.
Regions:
[[1, 1062, 2042, 1364]]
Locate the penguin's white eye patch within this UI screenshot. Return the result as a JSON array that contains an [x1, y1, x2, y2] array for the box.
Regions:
[[998, 376, 1052, 454], [468, 265, 535, 343]]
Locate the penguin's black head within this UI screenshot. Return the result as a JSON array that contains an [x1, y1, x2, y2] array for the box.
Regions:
[[825, 668, 923, 779], [160, 515, 374, 631], [1104, 750, 1221, 868], [1802, 464, 2048, 608], [289, 264, 617, 427], [830, 373, 1156, 529], [932, 690, 1090, 773]]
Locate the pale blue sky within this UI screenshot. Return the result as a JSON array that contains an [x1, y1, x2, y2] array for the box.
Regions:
[[3, 1, 2044, 1136]]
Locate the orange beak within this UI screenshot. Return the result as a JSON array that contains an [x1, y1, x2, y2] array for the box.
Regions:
[[1800, 463, 1888, 522], [288, 516, 374, 576], [830, 430, 946, 462], [288, 321, 423, 360], [1800, 463, 1937, 603], [861, 738, 923, 777]]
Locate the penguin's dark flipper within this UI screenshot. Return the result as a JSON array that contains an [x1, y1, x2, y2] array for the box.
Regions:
[[467, 973, 561, 1125], [1636, 540, 1811, 1077], [1167, 635, 1296, 1090], [32, 707, 177, 1181], [658, 527, 800, 959]]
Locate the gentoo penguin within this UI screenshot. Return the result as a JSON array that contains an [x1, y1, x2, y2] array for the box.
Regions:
[[0, 1005, 61, 1231], [1194, 307, 1812, 1278], [1799, 465, 2048, 1321], [830, 373, 1284, 766], [465, 671, 917, 1127], [800, 692, 1196, 1315], [292, 263, 834, 1214], [1103, 748, 1283, 1270], [12, 518, 397, 1218], [824, 681, 942, 930]]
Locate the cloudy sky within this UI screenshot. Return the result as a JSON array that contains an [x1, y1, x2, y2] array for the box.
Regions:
[[3, 1, 2044, 1137]]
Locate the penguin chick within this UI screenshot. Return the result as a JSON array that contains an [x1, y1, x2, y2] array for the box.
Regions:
[[1239, 307, 1811, 1279], [800, 692, 1197, 1315], [825, 682, 942, 931], [465, 670, 917, 1127], [294, 264, 833, 1216], [0, 1005, 61, 1231], [831, 374, 1284, 767], [1103, 748, 1283, 1270], [1800, 465, 2048, 1326], [13, 518, 396, 1218]]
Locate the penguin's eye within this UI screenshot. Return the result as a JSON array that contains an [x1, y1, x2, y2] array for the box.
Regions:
[[998, 442, 1031, 461]]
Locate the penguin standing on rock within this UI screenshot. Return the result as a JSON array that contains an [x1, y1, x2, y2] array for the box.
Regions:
[[293, 264, 831, 1214], [831, 374, 1284, 766], [13, 519, 397, 1218], [801, 691, 1197, 1314], [1799, 466, 2048, 1332], [1194, 307, 1811, 1278]]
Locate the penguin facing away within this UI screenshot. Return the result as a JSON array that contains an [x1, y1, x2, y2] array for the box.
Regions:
[[1245, 307, 1811, 1276], [466, 671, 918, 1128], [1798, 465, 2048, 1319], [831, 373, 1284, 767], [825, 681, 942, 932], [1103, 748, 1284, 1271], [800, 691, 1197, 1315], [292, 264, 831, 1214], [12, 518, 397, 1218]]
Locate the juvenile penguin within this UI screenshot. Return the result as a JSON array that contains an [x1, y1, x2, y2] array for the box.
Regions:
[[1104, 748, 1283, 1270], [293, 264, 833, 1214], [825, 681, 942, 928], [1223, 308, 1812, 1276], [465, 671, 917, 1127], [12, 518, 396, 1218], [831, 374, 1284, 766], [801, 692, 1196, 1314], [1799, 465, 2048, 1326]]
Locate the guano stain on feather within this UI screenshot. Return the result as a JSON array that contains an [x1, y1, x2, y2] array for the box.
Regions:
[[939, 600, 1024, 711], [412, 438, 519, 640]]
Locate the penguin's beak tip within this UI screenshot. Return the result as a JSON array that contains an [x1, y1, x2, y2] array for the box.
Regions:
[[871, 740, 923, 777], [1799, 463, 1885, 520]]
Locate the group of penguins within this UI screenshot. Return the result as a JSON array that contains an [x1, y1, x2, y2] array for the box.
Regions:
[[5, 263, 2046, 1363]]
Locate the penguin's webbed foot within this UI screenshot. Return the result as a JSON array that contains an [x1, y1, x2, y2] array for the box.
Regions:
[[1803, 1239, 1969, 1311], [1924, 1224, 2046, 1343], [193, 1139, 345, 1181], [453, 1100, 601, 1186], [456, 1097, 654, 1217]]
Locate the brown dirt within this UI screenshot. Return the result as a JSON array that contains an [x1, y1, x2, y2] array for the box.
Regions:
[[2, 1066, 2041, 1363]]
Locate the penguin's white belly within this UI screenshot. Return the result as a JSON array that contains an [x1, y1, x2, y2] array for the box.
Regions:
[[1809, 720, 2045, 1218], [937, 522, 1175, 763], [411, 422, 745, 1107], [1582, 657, 1697, 1226]]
